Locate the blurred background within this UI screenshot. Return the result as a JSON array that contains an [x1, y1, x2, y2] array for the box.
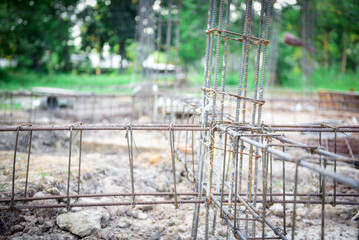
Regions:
[[0, 0, 358, 92]]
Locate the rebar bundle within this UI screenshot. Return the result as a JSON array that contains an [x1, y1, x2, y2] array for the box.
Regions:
[[190, 0, 358, 239]]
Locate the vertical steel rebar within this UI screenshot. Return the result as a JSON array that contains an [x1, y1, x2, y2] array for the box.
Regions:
[[77, 130, 83, 196], [10, 127, 20, 210], [235, 0, 252, 123], [205, 126, 216, 238], [319, 132, 322, 193], [220, 131, 228, 218], [220, 0, 231, 122], [291, 162, 299, 240], [282, 146, 287, 234], [233, 136, 240, 233], [333, 130, 337, 206], [192, 0, 215, 237], [126, 125, 136, 208], [262, 150, 269, 239], [321, 157, 327, 240], [24, 130, 33, 197], [257, 0, 272, 125], [169, 123, 179, 209], [67, 126, 73, 211]]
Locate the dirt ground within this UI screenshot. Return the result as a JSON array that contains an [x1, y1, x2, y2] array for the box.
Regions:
[[0, 129, 229, 239], [0, 102, 358, 240]]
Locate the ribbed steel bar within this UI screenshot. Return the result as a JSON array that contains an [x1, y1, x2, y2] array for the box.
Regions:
[[265, 128, 359, 132], [206, 29, 271, 45], [252, 0, 267, 126], [10, 127, 20, 210], [2, 192, 358, 203], [282, 146, 287, 234], [24, 131, 32, 197], [6, 198, 357, 211], [219, 0, 231, 122], [240, 7, 252, 125], [192, 0, 215, 237], [234, 0, 251, 122], [219, 126, 359, 189], [264, 124, 359, 128], [66, 127, 73, 211], [169, 123, 179, 209], [256, 0, 272, 125], [206, 1, 225, 233], [126, 125, 136, 207], [0, 124, 208, 132], [0, 200, 205, 210], [252, 3, 272, 224], [77, 130, 82, 196], [219, 124, 359, 132], [204, 185, 288, 240], [291, 163, 299, 240]]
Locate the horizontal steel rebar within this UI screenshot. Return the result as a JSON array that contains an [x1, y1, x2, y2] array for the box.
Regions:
[[219, 126, 359, 189], [2, 192, 358, 203], [0, 124, 209, 132]]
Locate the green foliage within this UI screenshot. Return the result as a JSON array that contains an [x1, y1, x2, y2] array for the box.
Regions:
[[41, 171, 49, 179], [179, 1, 208, 67], [0, 0, 80, 71], [78, 0, 137, 72], [0, 1, 358, 91], [315, 0, 359, 71]]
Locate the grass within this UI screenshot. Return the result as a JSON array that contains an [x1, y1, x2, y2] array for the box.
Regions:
[[0, 103, 21, 111], [189, 67, 359, 92], [0, 71, 133, 93], [279, 68, 359, 91], [1, 67, 358, 93]]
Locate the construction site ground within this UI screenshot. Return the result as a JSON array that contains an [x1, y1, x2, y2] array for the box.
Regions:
[[0, 107, 358, 240]]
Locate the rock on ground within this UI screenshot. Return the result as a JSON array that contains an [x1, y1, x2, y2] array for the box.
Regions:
[[56, 208, 109, 237]]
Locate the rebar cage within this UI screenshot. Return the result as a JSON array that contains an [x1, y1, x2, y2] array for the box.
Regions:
[[0, 1, 359, 240]]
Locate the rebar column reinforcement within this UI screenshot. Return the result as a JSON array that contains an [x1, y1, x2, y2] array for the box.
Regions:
[[1, 1, 359, 240]]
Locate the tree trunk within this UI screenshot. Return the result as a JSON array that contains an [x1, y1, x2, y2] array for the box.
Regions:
[[341, 32, 348, 74], [323, 32, 329, 70], [31, 51, 40, 70], [96, 48, 102, 75], [119, 39, 126, 74]]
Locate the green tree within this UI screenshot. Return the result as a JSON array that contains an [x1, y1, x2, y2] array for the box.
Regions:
[[179, 1, 208, 70], [78, 0, 137, 73], [0, 0, 79, 71], [108, 0, 137, 73]]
